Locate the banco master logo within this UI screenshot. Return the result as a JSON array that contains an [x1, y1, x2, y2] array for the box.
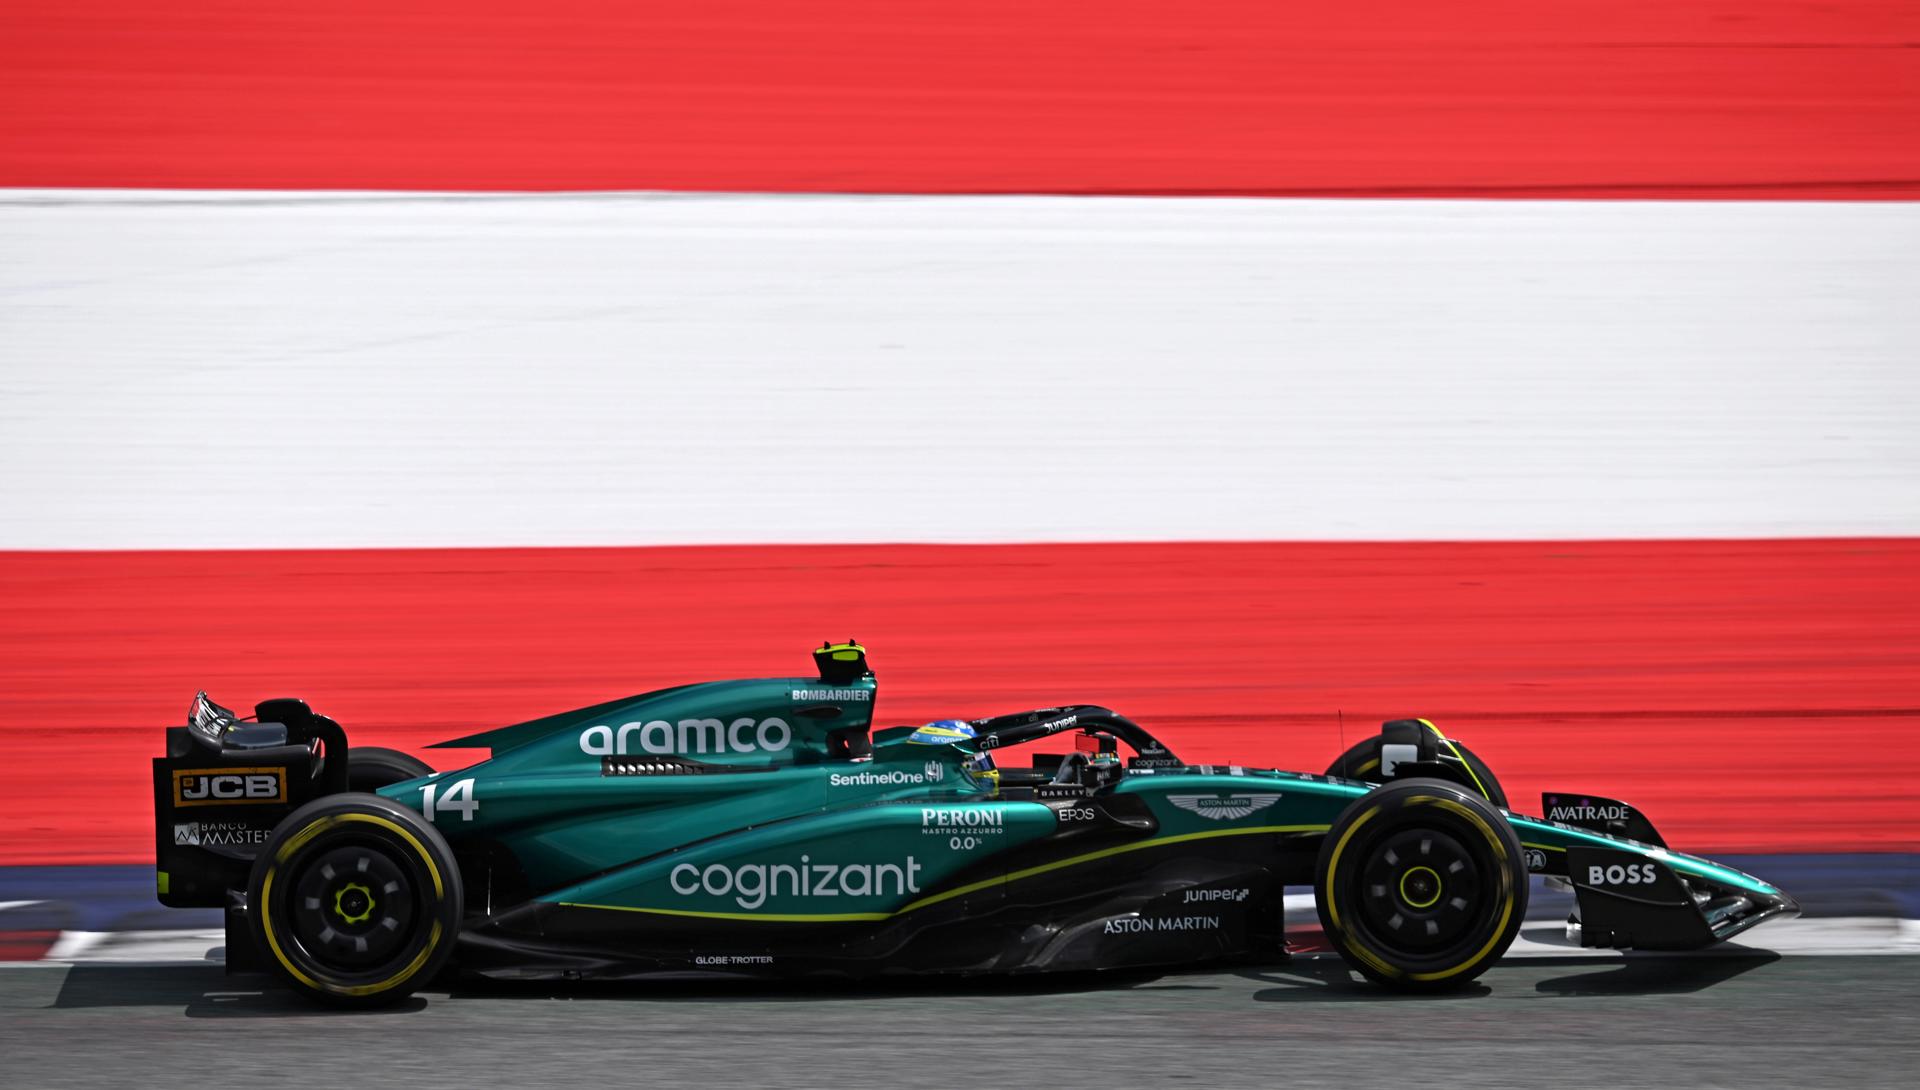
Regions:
[[1168, 793, 1281, 821], [670, 856, 924, 910], [173, 820, 271, 847], [580, 717, 792, 757]]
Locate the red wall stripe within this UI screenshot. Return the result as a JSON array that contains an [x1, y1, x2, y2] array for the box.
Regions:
[[3, 1, 1916, 196], [2, 539, 1915, 864]]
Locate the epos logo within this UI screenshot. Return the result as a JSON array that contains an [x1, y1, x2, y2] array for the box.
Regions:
[[172, 768, 286, 807], [1587, 862, 1660, 887]]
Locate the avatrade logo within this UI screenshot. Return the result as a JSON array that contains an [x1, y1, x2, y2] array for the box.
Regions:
[[580, 717, 792, 757], [1548, 802, 1632, 823], [671, 856, 924, 910], [829, 761, 945, 787], [1168, 793, 1281, 821]]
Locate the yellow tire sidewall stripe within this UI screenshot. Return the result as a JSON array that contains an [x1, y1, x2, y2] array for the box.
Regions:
[[261, 811, 449, 997], [1329, 791, 1519, 983]]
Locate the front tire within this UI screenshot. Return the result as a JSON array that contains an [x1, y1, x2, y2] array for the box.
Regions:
[[1324, 719, 1507, 808], [1314, 778, 1527, 991], [248, 792, 462, 1007]]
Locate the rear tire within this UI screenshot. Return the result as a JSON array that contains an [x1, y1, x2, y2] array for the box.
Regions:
[[347, 746, 435, 793], [247, 792, 461, 1007], [1314, 778, 1527, 991]]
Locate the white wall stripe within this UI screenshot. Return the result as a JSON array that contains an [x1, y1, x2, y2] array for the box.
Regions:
[[3, 191, 1916, 549]]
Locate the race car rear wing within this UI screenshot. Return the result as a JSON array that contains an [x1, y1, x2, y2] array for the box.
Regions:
[[154, 693, 348, 908]]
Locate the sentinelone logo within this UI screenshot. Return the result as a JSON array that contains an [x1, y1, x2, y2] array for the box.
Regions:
[[671, 856, 924, 910], [829, 762, 944, 787], [581, 717, 791, 757]]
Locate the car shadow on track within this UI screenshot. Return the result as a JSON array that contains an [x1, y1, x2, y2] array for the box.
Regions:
[[47, 965, 429, 1018], [44, 949, 1782, 1016], [1524, 953, 1781, 997], [43, 962, 1177, 1016], [436, 968, 1181, 1005], [1240, 950, 1782, 1002], [1239, 958, 1494, 1002]]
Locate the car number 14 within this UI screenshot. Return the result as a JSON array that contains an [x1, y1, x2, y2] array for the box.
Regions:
[[421, 777, 478, 822]]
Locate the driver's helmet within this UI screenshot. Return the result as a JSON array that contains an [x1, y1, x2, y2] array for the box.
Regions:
[[965, 750, 1001, 791], [907, 719, 976, 745]]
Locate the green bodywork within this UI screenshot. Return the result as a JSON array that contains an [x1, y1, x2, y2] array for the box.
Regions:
[[375, 672, 1782, 923]]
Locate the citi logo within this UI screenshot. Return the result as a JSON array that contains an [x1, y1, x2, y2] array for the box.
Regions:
[[580, 717, 792, 757]]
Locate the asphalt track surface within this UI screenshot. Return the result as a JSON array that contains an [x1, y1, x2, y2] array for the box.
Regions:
[[3, 952, 1916, 1089]]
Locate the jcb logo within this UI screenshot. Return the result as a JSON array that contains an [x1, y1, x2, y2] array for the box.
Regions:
[[173, 768, 286, 807]]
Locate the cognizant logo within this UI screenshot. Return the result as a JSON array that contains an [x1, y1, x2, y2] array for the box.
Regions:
[[580, 717, 792, 757], [670, 856, 924, 910]]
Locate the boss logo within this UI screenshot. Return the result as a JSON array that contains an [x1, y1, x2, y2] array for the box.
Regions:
[[1587, 862, 1659, 887], [172, 768, 287, 807]]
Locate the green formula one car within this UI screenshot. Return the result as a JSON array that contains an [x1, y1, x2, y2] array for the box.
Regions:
[[152, 643, 1796, 1005]]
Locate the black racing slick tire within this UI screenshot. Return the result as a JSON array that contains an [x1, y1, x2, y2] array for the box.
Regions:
[[346, 746, 435, 793], [1315, 778, 1528, 991], [247, 792, 462, 1007], [1324, 721, 1508, 808]]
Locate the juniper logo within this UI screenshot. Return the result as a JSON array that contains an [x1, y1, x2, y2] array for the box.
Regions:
[[580, 717, 792, 757], [1168, 793, 1282, 821], [670, 856, 924, 910]]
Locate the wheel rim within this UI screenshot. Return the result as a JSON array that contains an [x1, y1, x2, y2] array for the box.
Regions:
[[281, 835, 428, 981], [1338, 809, 1507, 971]]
